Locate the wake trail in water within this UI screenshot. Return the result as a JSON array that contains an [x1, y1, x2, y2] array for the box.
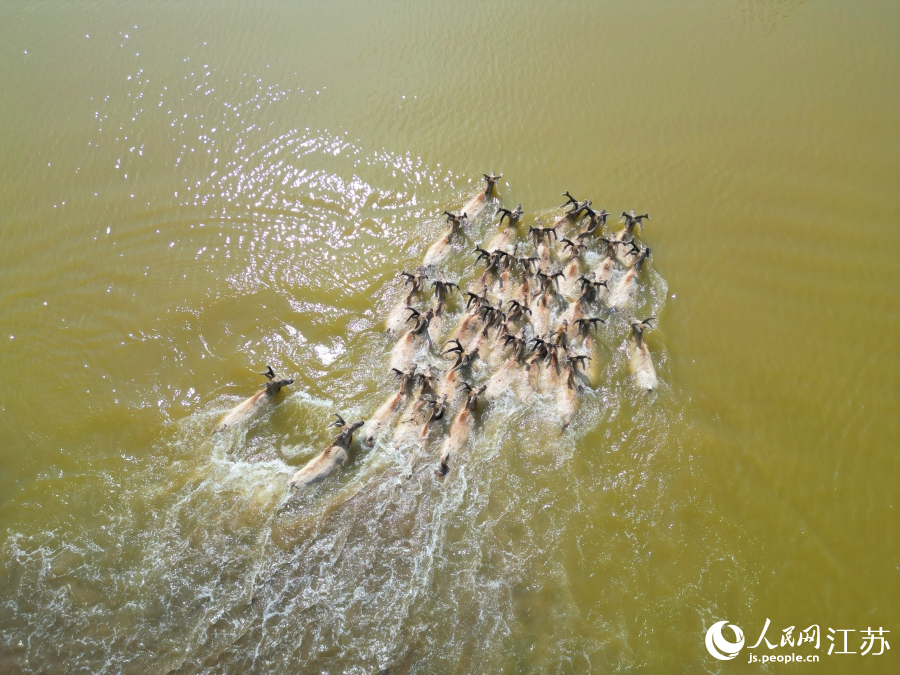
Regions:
[[0, 130, 755, 675]]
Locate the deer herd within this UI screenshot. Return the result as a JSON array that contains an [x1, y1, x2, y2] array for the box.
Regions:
[[214, 173, 664, 492]]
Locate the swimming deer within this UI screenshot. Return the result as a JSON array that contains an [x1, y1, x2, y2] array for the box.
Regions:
[[555, 191, 593, 232], [608, 245, 650, 310], [488, 204, 524, 250], [594, 237, 635, 284], [391, 365, 439, 445], [288, 414, 365, 490], [386, 268, 429, 335], [435, 382, 486, 477], [559, 237, 588, 298], [485, 243, 519, 303], [214, 366, 293, 433], [557, 351, 591, 429], [530, 278, 558, 337], [475, 245, 513, 288], [389, 307, 433, 371], [444, 339, 481, 376], [485, 330, 532, 400], [527, 223, 544, 250], [504, 298, 531, 326], [512, 254, 538, 307], [525, 334, 557, 392], [573, 316, 605, 384], [573, 316, 604, 351], [628, 317, 658, 391], [431, 276, 459, 316], [576, 272, 609, 310], [436, 339, 480, 401], [418, 392, 449, 440], [536, 223, 559, 267], [575, 206, 610, 242], [400, 268, 429, 305], [360, 365, 418, 447], [448, 285, 492, 349], [461, 172, 502, 220], [468, 301, 507, 365], [424, 211, 469, 267], [615, 210, 650, 242]]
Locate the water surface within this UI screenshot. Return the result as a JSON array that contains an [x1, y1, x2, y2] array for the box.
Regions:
[[1, 1, 898, 673]]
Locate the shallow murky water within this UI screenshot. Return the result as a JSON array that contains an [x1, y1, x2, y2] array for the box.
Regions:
[[1, 1, 898, 673]]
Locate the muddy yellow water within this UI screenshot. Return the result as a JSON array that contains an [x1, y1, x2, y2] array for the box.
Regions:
[[1, 1, 898, 673]]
